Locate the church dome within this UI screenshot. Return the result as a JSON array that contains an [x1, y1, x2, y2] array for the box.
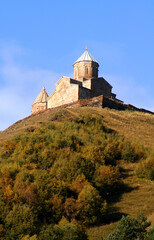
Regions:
[[74, 48, 98, 65], [73, 48, 99, 80]]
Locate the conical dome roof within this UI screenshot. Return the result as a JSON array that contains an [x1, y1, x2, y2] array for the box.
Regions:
[[33, 87, 49, 104], [74, 49, 98, 64]]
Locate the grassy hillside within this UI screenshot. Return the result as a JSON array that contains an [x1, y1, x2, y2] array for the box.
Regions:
[[1, 107, 154, 148], [0, 107, 154, 240]]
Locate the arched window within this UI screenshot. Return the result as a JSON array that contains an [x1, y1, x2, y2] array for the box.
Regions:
[[86, 67, 88, 74]]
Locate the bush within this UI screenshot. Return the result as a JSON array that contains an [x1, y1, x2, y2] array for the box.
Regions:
[[121, 141, 143, 162], [145, 226, 154, 240], [136, 157, 154, 180], [5, 204, 37, 239], [94, 165, 121, 197], [58, 218, 88, 240], [39, 218, 88, 240], [76, 184, 107, 225]]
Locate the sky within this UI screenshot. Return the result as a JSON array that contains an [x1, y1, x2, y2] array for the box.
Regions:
[[0, 0, 154, 130]]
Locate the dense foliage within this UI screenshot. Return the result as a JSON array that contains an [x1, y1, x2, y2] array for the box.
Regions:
[[0, 114, 148, 239], [104, 213, 154, 240]]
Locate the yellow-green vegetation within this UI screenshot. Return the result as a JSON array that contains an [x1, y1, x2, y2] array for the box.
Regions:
[[1, 107, 154, 148], [0, 107, 154, 240], [136, 155, 154, 180]]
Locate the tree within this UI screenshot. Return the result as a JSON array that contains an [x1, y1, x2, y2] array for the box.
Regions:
[[105, 213, 151, 240], [5, 204, 37, 239], [76, 184, 107, 225], [38, 218, 88, 240], [58, 217, 88, 240]]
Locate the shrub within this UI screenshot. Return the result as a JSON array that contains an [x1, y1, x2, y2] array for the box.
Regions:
[[1, 140, 17, 159], [121, 141, 145, 163], [136, 157, 154, 180], [94, 165, 121, 197], [145, 226, 154, 240], [76, 184, 107, 225], [103, 138, 121, 165], [48, 194, 63, 223], [5, 204, 37, 239], [39, 218, 88, 240], [38, 224, 63, 240], [51, 154, 95, 183], [57, 217, 88, 240], [64, 197, 76, 221]]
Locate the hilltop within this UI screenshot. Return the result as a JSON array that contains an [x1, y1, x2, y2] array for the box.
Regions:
[[0, 107, 154, 240], [1, 107, 154, 148]]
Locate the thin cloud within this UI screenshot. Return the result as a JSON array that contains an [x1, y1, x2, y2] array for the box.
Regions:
[[0, 43, 60, 130], [0, 42, 153, 130]]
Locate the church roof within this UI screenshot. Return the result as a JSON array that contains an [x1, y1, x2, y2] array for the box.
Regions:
[[33, 87, 49, 104], [74, 49, 98, 64]]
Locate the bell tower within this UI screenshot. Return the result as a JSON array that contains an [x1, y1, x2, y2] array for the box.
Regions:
[[73, 47, 99, 80]]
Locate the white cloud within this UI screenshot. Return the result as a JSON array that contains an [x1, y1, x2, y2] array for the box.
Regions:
[[0, 43, 61, 130]]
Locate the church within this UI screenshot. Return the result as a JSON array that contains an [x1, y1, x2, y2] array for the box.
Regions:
[[32, 48, 119, 114]]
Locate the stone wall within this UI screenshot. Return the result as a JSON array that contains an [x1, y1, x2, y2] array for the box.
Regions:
[[73, 61, 98, 80], [47, 76, 116, 109], [48, 77, 79, 108], [32, 102, 47, 114], [82, 79, 91, 89], [102, 96, 125, 110], [79, 86, 91, 99], [91, 78, 113, 98], [58, 95, 103, 108], [33, 94, 153, 115]]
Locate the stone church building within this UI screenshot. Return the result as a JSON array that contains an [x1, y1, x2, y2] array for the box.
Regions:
[[32, 48, 118, 114]]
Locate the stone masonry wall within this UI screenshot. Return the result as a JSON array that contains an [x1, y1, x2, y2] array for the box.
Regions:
[[74, 61, 98, 80], [78, 86, 91, 99], [32, 102, 47, 114], [82, 79, 91, 89], [48, 77, 79, 108], [91, 78, 112, 98], [102, 96, 125, 110]]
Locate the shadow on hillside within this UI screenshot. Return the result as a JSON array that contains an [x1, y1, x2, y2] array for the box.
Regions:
[[95, 186, 138, 226], [104, 181, 139, 206], [97, 170, 139, 225], [102, 210, 128, 224]]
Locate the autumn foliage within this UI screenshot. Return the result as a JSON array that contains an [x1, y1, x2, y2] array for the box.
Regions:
[[0, 114, 148, 239]]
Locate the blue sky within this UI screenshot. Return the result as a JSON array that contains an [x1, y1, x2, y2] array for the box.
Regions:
[[0, 0, 154, 130]]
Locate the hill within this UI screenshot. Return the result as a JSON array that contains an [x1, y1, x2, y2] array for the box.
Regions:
[[0, 107, 154, 240], [1, 107, 154, 148]]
